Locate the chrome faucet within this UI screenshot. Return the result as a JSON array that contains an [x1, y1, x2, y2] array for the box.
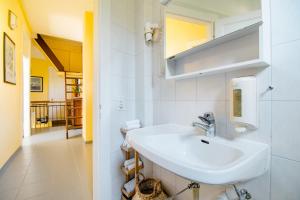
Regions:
[[192, 112, 216, 137]]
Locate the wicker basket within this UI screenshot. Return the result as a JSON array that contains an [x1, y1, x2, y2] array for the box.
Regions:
[[133, 178, 167, 200]]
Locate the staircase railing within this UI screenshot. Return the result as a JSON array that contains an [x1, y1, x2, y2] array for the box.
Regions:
[[30, 100, 66, 129]]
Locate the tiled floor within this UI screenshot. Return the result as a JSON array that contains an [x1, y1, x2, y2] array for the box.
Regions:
[[0, 127, 93, 200]]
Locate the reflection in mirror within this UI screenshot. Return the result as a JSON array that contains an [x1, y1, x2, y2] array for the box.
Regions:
[[165, 0, 261, 58]]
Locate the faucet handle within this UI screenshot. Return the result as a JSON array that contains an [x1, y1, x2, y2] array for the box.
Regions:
[[198, 112, 215, 124], [204, 112, 215, 121]]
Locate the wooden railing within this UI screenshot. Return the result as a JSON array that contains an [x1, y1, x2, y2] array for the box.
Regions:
[[30, 101, 66, 129]]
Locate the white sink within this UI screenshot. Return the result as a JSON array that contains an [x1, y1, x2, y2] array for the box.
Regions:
[[126, 124, 270, 184]]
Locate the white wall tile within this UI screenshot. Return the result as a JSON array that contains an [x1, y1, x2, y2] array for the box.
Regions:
[[126, 0, 136, 32], [175, 78, 197, 101], [272, 40, 300, 100], [126, 55, 135, 78], [153, 101, 161, 125], [110, 151, 124, 181], [140, 156, 153, 178], [111, 24, 127, 51], [158, 101, 176, 124], [110, 102, 135, 152], [238, 101, 272, 144], [272, 101, 300, 161], [152, 76, 161, 101], [111, 0, 126, 27], [160, 167, 176, 196], [175, 175, 193, 200], [128, 78, 136, 100], [175, 101, 197, 126], [144, 100, 154, 126], [239, 170, 270, 200], [144, 77, 153, 101], [152, 164, 161, 179], [111, 50, 125, 76], [199, 184, 225, 200], [111, 177, 124, 200], [111, 75, 129, 100], [257, 67, 272, 101], [271, 156, 300, 200], [160, 79, 175, 101], [271, 0, 300, 45], [197, 74, 226, 101]]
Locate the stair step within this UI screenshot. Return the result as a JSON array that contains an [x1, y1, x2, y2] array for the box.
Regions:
[[67, 116, 83, 119], [67, 107, 82, 110], [66, 84, 83, 86], [68, 125, 82, 130]]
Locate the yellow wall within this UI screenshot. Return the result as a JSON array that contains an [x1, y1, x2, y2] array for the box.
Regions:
[[0, 0, 31, 168], [30, 58, 51, 101], [82, 12, 94, 142], [43, 35, 83, 73], [166, 15, 212, 58]]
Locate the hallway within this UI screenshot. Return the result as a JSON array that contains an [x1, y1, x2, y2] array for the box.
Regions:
[[0, 129, 93, 200]]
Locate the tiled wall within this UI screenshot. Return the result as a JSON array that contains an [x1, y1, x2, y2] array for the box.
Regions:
[[138, 0, 300, 199], [110, 0, 137, 199], [270, 0, 300, 199]]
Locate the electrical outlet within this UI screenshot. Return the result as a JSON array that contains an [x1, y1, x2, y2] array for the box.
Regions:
[[116, 99, 126, 111]]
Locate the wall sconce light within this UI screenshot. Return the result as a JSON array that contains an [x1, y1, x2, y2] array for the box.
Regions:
[[144, 22, 160, 44], [160, 0, 172, 6]]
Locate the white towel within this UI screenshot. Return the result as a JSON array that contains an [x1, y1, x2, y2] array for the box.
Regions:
[[122, 119, 141, 131], [124, 158, 135, 168], [127, 160, 142, 171], [126, 120, 140, 126], [126, 123, 141, 131], [122, 139, 131, 149], [124, 158, 142, 168], [124, 178, 136, 193]]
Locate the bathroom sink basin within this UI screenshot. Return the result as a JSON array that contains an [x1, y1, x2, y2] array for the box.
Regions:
[[126, 124, 270, 184]]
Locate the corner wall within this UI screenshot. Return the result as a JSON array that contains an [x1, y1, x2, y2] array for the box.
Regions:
[[0, 0, 31, 168], [109, 0, 137, 198]]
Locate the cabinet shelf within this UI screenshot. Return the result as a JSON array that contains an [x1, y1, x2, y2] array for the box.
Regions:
[[165, 21, 270, 80], [166, 59, 268, 80], [121, 145, 134, 153], [121, 164, 144, 176], [121, 188, 135, 199]]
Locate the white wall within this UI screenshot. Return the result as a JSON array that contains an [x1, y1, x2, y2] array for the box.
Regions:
[[48, 67, 65, 101], [110, 0, 137, 199], [22, 30, 31, 138], [94, 0, 300, 199], [132, 0, 300, 200], [270, 0, 300, 199]]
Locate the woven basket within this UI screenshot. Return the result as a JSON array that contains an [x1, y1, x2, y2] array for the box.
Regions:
[[133, 178, 167, 200]]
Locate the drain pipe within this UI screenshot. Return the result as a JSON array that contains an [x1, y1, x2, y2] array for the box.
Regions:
[[230, 184, 252, 200], [166, 182, 200, 200]]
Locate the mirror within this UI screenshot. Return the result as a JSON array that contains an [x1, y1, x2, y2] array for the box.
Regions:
[[164, 0, 262, 58]]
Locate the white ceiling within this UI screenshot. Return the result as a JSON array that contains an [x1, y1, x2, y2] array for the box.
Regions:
[[21, 0, 93, 41], [173, 0, 261, 16]]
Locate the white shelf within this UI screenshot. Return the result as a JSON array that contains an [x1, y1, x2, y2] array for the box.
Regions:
[[167, 21, 263, 61], [166, 59, 268, 80], [165, 21, 270, 80]]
